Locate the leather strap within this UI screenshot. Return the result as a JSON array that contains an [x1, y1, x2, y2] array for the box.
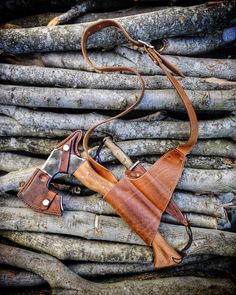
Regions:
[[144, 47, 199, 155], [81, 20, 145, 182], [81, 19, 199, 174]]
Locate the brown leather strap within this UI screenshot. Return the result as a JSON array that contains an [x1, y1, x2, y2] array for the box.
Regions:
[[81, 20, 145, 182], [81, 19, 198, 175], [144, 47, 199, 155]]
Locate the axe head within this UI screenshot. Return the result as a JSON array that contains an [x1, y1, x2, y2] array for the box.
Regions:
[[18, 168, 63, 216], [17, 130, 84, 216]]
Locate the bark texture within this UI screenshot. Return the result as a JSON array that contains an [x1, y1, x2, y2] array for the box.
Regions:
[[0, 208, 236, 257], [1, 106, 236, 140], [1, 138, 235, 159], [0, 1, 235, 54], [1, 84, 235, 111], [1, 64, 236, 90], [1, 244, 235, 295], [41, 47, 236, 80], [154, 30, 235, 55], [1, 151, 234, 172]]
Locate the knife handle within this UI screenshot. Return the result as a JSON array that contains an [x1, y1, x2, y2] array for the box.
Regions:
[[73, 160, 114, 195], [104, 136, 133, 169]]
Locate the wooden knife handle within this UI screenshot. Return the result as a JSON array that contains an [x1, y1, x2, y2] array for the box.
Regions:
[[73, 160, 114, 195], [104, 136, 133, 168]]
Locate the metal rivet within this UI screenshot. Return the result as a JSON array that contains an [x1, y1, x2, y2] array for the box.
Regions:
[[63, 144, 70, 151], [42, 199, 50, 206]]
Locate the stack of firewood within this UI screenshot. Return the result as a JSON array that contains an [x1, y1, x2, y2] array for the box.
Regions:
[[0, 0, 236, 294]]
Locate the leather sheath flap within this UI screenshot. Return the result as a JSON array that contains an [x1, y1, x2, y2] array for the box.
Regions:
[[128, 149, 185, 212], [17, 168, 62, 216]]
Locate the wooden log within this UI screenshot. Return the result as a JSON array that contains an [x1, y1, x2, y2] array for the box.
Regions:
[[41, 47, 236, 80], [0, 1, 235, 54], [0, 254, 219, 288], [1, 161, 235, 193], [1, 151, 234, 172], [108, 163, 236, 193], [1, 256, 235, 288], [1, 207, 236, 257], [1, 137, 235, 159], [162, 213, 230, 230], [115, 46, 236, 80], [0, 115, 72, 138], [149, 154, 236, 169], [0, 231, 152, 263], [0, 231, 234, 267], [0, 137, 60, 155], [1, 84, 235, 110], [47, 0, 130, 27], [1, 106, 235, 140], [0, 190, 231, 219], [1, 244, 235, 295], [140, 155, 236, 170], [154, 29, 236, 55], [6, 6, 165, 28], [1, 255, 235, 289], [0, 152, 44, 172], [3, 12, 61, 28], [0, 268, 47, 288], [91, 138, 236, 160], [0, 243, 91, 293], [0, 195, 229, 229], [1, 64, 236, 90]]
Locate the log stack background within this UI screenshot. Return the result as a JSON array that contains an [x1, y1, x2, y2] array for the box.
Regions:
[[0, 0, 236, 294]]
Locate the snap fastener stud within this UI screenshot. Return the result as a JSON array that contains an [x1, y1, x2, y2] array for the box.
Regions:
[[42, 199, 50, 206], [63, 144, 70, 151]]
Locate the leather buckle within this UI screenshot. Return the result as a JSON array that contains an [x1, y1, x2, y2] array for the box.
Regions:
[[137, 39, 154, 49]]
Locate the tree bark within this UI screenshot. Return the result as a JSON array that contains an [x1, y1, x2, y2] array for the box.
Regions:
[[0, 137, 60, 155], [1, 84, 235, 111], [0, 152, 44, 172], [91, 138, 236, 160], [0, 231, 152, 263], [1, 64, 236, 90], [1, 244, 235, 295], [0, 115, 72, 138], [1, 151, 235, 172], [6, 6, 166, 28], [1, 137, 235, 159], [1, 106, 236, 140], [154, 29, 235, 55], [1, 256, 235, 288], [1, 190, 231, 219], [116, 46, 236, 80], [41, 47, 236, 80], [142, 154, 236, 170], [0, 1, 235, 54], [0, 208, 236, 257], [162, 213, 230, 230]]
